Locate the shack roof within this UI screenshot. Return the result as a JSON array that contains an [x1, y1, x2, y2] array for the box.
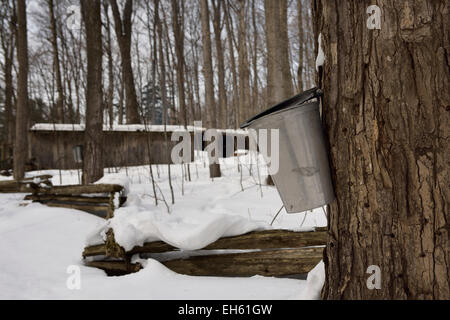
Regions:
[[30, 123, 248, 135]]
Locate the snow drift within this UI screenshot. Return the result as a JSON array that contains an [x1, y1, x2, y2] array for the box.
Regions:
[[86, 205, 271, 251]]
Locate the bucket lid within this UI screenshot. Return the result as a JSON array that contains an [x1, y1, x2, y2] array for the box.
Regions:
[[240, 87, 322, 129]]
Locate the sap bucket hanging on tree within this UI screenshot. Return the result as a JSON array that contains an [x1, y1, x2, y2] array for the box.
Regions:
[[241, 87, 335, 213]]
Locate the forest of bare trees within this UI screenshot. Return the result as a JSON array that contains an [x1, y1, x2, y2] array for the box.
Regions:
[[0, 0, 316, 172]]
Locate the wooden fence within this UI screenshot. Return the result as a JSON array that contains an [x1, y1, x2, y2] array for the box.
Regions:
[[83, 227, 327, 277], [0, 175, 126, 219]]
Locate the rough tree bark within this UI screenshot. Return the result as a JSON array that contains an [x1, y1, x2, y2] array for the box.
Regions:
[[81, 0, 103, 184], [264, 0, 293, 106], [13, 0, 28, 181], [0, 2, 15, 160], [313, 0, 449, 299], [109, 0, 140, 124]]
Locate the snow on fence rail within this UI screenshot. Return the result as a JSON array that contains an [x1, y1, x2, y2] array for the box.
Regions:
[[22, 181, 127, 219], [0, 173, 127, 218], [82, 227, 327, 277]]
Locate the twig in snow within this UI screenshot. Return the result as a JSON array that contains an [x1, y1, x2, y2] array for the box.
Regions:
[[300, 211, 308, 227], [270, 205, 284, 226]]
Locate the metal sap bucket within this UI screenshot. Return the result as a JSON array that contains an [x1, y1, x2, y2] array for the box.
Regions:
[[241, 88, 335, 213]]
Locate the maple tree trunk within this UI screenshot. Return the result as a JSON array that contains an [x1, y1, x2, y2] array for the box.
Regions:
[[313, 0, 449, 299], [264, 0, 293, 106], [81, 0, 103, 184]]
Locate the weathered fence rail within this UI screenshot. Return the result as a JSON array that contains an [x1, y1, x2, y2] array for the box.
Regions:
[[0, 176, 127, 219], [83, 228, 327, 277], [0, 175, 53, 193], [25, 184, 126, 219]]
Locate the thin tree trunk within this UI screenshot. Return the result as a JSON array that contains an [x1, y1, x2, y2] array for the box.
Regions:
[[264, 0, 293, 106], [0, 6, 15, 161], [81, 0, 103, 184], [48, 0, 64, 123], [224, 1, 239, 128], [212, 0, 227, 129], [200, 0, 221, 178], [155, 0, 174, 205], [170, 0, 187, 127], [118, 72, 124, 125], [251, 0, 259, 114], [109, 0, 140, 124], [237, 0, 250, 125], [314, 0, 449, 299], [297, 0, 304, 91], [13, 0, 28, 181], [103, 1, 114, 128], [199, 0, 216, 129], [278, 0, 293, 97]]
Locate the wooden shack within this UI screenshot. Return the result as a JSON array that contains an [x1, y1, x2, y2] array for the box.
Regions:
[[29, 124, 248, 170]]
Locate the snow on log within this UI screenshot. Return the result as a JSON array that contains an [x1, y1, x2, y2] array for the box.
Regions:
[[82, 229, 327, 257]]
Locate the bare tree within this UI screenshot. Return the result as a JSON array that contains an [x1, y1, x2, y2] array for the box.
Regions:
[[199, 0, 216, 129], [264, 0, 293, 106], [81, 0, 103, 184], [224, 0, 239, 128], [109, 0, 140, 124], [155, 0, 174, 205], [296, 0, 304, 91], [103, 1, 114, 128], [47, 0, 64, 123], [236, 0, 250, 124], [13, 0, 28, 180], [211, 0, 226, 129], [200, 0, 221, 178], [170, 0, 187, 127], [0, 0, 16, 161]]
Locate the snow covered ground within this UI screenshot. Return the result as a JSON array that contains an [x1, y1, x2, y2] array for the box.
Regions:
[[0, 154, 326, 299]]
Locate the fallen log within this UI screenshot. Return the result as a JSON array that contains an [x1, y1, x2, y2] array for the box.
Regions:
[[159, 247, 323, 277], [82, 229, 327, 257]]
